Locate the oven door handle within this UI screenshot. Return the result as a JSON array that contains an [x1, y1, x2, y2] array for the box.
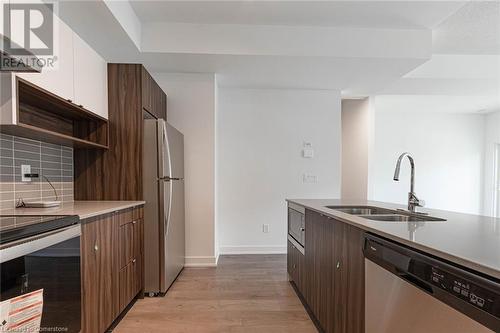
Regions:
[[0, 225, 81, 263]]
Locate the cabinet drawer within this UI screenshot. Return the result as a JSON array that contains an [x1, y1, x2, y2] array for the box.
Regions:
[[119, 219, 142, 268], [116, 207, 143, 226], [119, 259, 141, 312]]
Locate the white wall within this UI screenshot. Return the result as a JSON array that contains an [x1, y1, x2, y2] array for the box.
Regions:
[[482, 111, 500, 216], [217, 88, 341, 254], [369, 109, 485, 215], [341, 98, 372, 200], [152, 73, 217, 267]]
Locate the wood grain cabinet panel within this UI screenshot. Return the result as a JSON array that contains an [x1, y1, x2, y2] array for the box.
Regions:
[[300, 209, 365, 333], [141, 68, 166, 120], [81, 207, 144, 333], [81, 213, 119, 333], [118, 210, 143, 311], [119, 259, 141, 312], [344, 225, 365, 333]]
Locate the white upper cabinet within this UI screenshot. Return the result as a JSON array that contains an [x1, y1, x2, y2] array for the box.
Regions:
[[15, 17, 108, 119], [73, 34, 108, 119], [17, 17, 75, 102]]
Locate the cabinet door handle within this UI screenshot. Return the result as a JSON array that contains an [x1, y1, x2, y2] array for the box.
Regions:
[[132, 220, 137, 224], [300, 227, 305, 231], [336, 261, 341, 269], [132, 258, 137, 263], [94, 243, 99, 252]]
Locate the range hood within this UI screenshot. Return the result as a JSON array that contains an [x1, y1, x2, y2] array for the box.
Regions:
[[0, 35, 42, 73]]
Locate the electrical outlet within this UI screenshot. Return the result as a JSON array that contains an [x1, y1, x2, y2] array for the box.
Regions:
[[262, 224, 270, 233], [21, 165, 31, 182], [303, 173, 317, 183]]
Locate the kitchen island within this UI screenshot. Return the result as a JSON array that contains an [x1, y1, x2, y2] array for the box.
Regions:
[[286, 199, 500, 333], [288, 199, 500, 279]]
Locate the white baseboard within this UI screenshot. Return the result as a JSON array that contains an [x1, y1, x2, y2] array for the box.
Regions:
[[219, 245, 287, 255], [184, 256, 219, 267]]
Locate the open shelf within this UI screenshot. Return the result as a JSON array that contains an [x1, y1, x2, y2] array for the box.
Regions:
[[1, 78, 109, 149]]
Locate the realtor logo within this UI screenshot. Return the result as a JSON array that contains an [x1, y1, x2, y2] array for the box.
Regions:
[[3, 3, 54, 56]]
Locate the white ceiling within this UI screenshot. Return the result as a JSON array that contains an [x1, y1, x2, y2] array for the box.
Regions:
[[56, 0, 500, 113], [376, 1, 500, 114], [432, 1, 500, 55], [129, 1, 465, 29]]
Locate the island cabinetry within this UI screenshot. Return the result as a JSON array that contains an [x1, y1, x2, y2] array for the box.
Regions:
[[287, 207, 365, 333]]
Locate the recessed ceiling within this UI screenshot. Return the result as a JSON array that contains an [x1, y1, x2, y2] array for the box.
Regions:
[[129, 1, 465, 29], [432, 1, 500, 55], [56, 0, 500, 111]]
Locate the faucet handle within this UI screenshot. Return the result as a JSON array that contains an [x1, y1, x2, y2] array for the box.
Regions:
[[409, 192, 425, 207]]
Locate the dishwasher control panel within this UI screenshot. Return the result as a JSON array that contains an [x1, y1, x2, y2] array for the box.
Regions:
[[430, 267, 496, 315], [364, 233, 500, 331]]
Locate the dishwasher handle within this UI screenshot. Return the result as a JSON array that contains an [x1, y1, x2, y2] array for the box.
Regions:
[[397, 271, 434, 294]]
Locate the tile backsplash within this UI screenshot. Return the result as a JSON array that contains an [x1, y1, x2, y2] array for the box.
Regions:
[[0, 134, 74, 211]]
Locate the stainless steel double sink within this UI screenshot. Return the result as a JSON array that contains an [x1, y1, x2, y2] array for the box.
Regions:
[[324, 205, 446, 222]]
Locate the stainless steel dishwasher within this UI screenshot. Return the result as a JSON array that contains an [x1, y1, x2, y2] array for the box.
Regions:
[[364, 234, 500, 333]]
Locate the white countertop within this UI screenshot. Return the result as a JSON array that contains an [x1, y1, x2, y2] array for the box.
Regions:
[[2, 201, 145, 220], [287, 199, 500, 280]]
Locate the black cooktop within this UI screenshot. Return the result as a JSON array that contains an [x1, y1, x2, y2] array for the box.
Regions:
[[0, 215, 80, 245]]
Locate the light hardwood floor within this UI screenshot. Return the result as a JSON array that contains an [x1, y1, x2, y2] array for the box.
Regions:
[[114, 254, 317, 333]]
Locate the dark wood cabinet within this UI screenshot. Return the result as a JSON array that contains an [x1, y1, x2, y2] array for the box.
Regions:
[[80, 206, 144, 333], [141, 67, 167, 120], [287, 241, 300, 286], [117, 208, 144, 312], [81, 213, 119, 333], [343, 224, 365, 333], [289, 208, 365, 333], [74, 64, 167, 201]]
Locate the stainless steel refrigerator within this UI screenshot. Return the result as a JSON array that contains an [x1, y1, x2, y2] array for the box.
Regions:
[[143, 119, 185, 296]]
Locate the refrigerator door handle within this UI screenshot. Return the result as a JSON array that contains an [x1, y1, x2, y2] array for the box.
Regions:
[[159, 177, 183, 181], [165, 180, 173, 236], [158, 120, 172, 179]]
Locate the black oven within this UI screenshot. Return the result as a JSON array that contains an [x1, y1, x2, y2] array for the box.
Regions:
[[0, 215, 81, 333]]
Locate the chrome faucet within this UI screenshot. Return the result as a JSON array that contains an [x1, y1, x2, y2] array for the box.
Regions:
[[393, 152, 425, 213]]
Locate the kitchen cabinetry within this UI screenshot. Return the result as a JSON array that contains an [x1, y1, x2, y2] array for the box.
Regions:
[[73, 35, 108, 119], [81, 213, 119, 333], [287, 208, 365, 333], [13, 20, 108, 119], [117, 208, 143, 312], [74, 64, 167, 201], [80, 206, 144, 333], [17, 18, 74, 102], [142, 67, 167, 120], [287, 240, 303, 289]]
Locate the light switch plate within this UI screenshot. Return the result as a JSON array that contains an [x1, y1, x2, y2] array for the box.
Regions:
[[21, 165, 31, 182], [302, 142, 314, 158], [262, 224, 270, 233], [303, 148, 314, 158]]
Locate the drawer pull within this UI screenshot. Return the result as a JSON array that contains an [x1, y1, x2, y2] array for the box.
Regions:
[[132, 258, 137, 263], [132, 221, 137, 224], [94, 244, 99, 252]]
